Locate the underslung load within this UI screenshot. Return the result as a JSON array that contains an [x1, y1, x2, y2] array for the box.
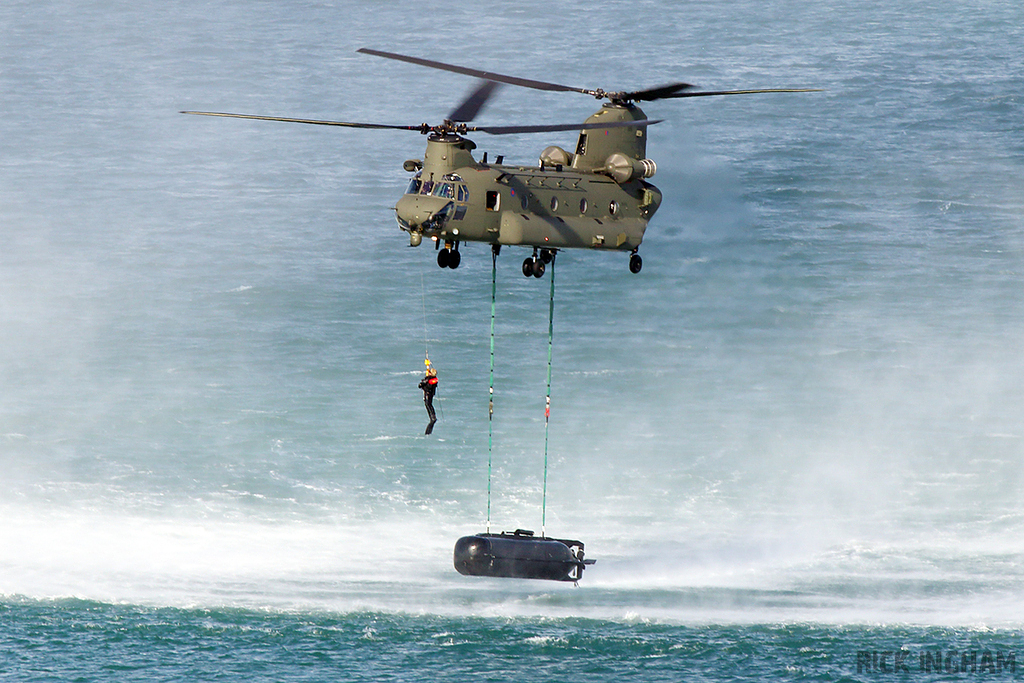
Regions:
[[454, 529, 594, 582], [451, 250, 596, 583]]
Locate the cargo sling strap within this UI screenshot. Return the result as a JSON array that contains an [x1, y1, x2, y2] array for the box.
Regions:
[[486, 247, 557, 537]]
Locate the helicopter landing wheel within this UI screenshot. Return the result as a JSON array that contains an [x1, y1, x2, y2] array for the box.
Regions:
[[532, 258, 546, 278], [447, 248, 461, 269], [539, 248, 554, 264], [629, 252, 643, 274], [437, 248, 450, 269], [522, 257, 534, 278]]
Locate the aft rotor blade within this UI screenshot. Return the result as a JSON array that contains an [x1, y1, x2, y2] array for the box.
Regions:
[[180, 111, 426, 132], [358, 47, 590, 95], [663, 88, 823, 98], [471, 119, 661, 136], [619, 82, 695, 101], [447, 80, 502, 123]]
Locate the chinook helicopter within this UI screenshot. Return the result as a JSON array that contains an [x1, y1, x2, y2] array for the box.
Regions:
[[184, 48, 817, 276]]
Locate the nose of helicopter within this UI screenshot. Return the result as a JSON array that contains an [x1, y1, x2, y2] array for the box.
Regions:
[[395, 195, 455, 232]]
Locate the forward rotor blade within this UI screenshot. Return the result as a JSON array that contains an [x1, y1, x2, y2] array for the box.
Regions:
[[358, 47, 590, 95], [662, 88, 823, 98], [181, 111, 659, 137], [180, 110, 426, 132], [447, 80, 502, 123], [471, 119, 661, 136]]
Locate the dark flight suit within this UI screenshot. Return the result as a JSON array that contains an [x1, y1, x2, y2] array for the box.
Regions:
[[419, 373, 438, 434]]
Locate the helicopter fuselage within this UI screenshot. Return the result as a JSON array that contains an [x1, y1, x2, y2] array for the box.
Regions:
[[396, 102, 662, 268]]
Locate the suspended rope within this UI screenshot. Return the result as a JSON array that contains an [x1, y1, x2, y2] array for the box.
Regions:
[[486, 246, 498, 534], [481, 248, 556, 538], [541, 253, 556, 537], [420, 272, 430, 363]]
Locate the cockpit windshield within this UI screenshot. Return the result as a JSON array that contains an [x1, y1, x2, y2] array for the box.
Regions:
[[406, 174, 421, 195], [431, 183, 455, 199], [406, 175, 467, 203]]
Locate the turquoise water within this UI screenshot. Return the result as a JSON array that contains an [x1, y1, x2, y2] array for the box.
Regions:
[[2, 0, 1023, 679], [3, 599, 1022, 681]]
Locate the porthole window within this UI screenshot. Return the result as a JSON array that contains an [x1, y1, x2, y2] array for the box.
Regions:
[[579, 198, 588, 214], [609, 200, 620, 216], [550, 196, 559, 212]]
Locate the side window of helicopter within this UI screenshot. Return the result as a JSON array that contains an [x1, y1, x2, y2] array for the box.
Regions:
[[579, 197, 588, 214], [406, 174, 422, 195], [420, 179, 434, 195], [486, 190, 499, 211], [550, 196, 559, 212], [575, 133, 588, 156], [609, 200, 620, 216], [457, 185, 469, 203]]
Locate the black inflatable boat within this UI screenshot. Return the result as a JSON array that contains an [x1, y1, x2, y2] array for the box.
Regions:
[[453, 529, 595, 582]]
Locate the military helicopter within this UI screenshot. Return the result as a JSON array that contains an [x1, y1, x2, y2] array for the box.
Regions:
[[184, 48, 817, 277]]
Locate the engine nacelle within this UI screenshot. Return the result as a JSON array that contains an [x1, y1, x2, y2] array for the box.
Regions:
[[539, 146, 574, 169], [603, 153, 657, 184]]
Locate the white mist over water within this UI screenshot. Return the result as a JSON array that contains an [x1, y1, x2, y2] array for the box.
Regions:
[[2, 0, 1023, 626]]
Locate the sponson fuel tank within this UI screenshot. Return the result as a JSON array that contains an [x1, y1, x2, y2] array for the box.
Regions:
[[453, 529, 595, 582]]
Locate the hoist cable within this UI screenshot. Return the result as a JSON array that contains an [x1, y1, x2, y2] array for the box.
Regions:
[[486, 248, 497, 533], [420, 271, 429, 362], [541, 253, 556, 537]]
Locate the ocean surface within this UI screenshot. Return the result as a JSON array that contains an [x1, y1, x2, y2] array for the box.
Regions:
[[2, 0, 1023, 679]]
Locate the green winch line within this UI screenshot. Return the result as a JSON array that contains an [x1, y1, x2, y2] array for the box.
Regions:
[[486, 249, 497, 534], [541, 254, 556, 537], [420, 271, 429, 361]]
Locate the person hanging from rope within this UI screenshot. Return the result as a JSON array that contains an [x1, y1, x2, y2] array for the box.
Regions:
[[418, 360, 439, 434]]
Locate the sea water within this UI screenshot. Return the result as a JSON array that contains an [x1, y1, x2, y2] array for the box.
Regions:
[[2, 0, 1023, 679]]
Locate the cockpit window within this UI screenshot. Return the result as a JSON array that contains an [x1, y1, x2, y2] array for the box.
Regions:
[[410, 178, 461, 201], [432, 183, 455, 199]]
